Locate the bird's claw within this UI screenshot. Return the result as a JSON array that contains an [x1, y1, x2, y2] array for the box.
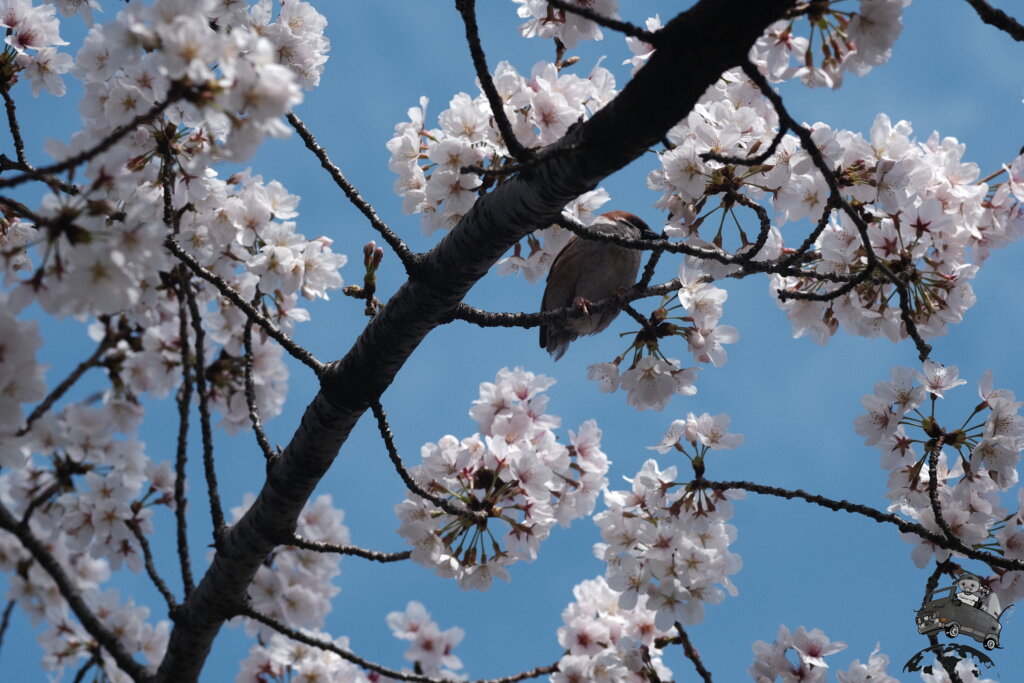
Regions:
[[573, 296, 593, 317]]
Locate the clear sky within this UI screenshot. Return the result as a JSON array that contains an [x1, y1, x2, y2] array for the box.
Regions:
[[2, 1, 1023, 681]]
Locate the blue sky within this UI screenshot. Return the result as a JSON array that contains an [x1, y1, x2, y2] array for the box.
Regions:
[[3, 1, 1024, 681]]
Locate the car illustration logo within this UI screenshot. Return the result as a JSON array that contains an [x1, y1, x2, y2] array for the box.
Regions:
[[914, 573, 1006, 651]]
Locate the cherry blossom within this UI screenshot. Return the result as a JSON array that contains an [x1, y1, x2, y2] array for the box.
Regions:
[[553, 576, 673, 683], [857, 363, 1024, 607], [396, 367, 609, 589], [595, 454, 743, 631]]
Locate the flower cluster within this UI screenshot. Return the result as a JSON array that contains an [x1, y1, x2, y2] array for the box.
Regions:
[[552, 576, 672, 683], [587, 356, 699, 412], [647, 58, 1024, 347], [236, 632, 373, 683], [512, 0, 619, 49], [750, 625, 869, 682], [594, 452, 743, 630], [1, 399, 172, 679], [2, 0, 74, 96], [495, 188, 612, 284], [235, 495, 349, 637], [395, 367, 610, 590], [389, 3, 1024, 404], [237, 600, 466, 682], [0, 295, 45, 463], [2, 1, 344, 436], [35, 589, 169, 682], [387, 600, 465, 679], [584, 264, 741, 409], [0, 12, 344, 674], [856, 362, 1024, 608], [750, 0, 911, 89], [387, 59, 617, 235]]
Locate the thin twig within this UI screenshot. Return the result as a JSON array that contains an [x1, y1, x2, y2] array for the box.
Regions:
[[0, 599, 15, 664], [243, 297, 277, 462], [164, 237, 324, 375], [553, 214, 871, 292], [700, 121, 789, 167], [286, 112, 417, 271], [288, 535, 411, 563], [370, 401, 488, 524], [728, 191, 774, 264], [71, 653, 100, 683], [0, 155, 79, 195], [16, 333, 114, 436], [240, 604, 556, 683], [780, 196, 838, 268], [622, 302, 657, 337], [127, 519, 179, 612], [184, 283, 226, 540], [448, 254, 868, 330], [926, 435, 956, 542], [742, 62, 932, 360], [776, 264, 875, 302], [701, 479, 1024, 572], [476, 664, 561, 683], [238, 604, 456, 683], [636, 231, 666, 289], [0, 502, 149, 682], [0, 82, 28, 166], [674, 622, 713, 683], [0, 88, 183, 190], [545, 0, 659, 43], [20, 478, 62, 526], [173, 275, 195, 597], [164, 154, 197, 599], [455, 0, 531, 161]]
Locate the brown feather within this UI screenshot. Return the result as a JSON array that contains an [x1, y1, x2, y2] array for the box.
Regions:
[[539, 211, 650, 359]]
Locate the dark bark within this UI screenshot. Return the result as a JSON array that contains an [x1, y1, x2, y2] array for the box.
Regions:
[[154, 1, 795, 679]]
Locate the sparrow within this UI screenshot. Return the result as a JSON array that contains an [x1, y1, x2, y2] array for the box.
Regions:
[[540, 210, 655, 360]]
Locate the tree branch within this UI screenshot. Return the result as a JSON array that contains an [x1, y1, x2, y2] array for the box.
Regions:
[[0, 89, 183, 190], [128, 519, 179, 613], [286, 112, 417, 271], [674, 622, 713, 683], [0, 599, 15, 665], [741, 62, 933, 361], [926, 435, 956, 543], [963, 0, 1024, 41], [238, 605, 458, 682], [700, 119, 789, 167], [288, 535, 411, 563], [371, 401, 488, 524], [0, 503, 150, 682], [455, 0, 531, 161], [154, 3, 797, 678], [701, 479, 1024, 572], [164, 237, 324, 375], [183, 282, 226, 540], [173, 277, 195, 598], [0, 81, 28, 167], [545, 0, 659, 43], [243, 300, 277, 462], [16, 330, 116, 436]]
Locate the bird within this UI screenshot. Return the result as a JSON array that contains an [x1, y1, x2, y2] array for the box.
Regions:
[[540, 210, 655, 360]]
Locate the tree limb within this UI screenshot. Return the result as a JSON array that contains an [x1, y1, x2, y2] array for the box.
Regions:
[[153, 3, 796, 679]]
